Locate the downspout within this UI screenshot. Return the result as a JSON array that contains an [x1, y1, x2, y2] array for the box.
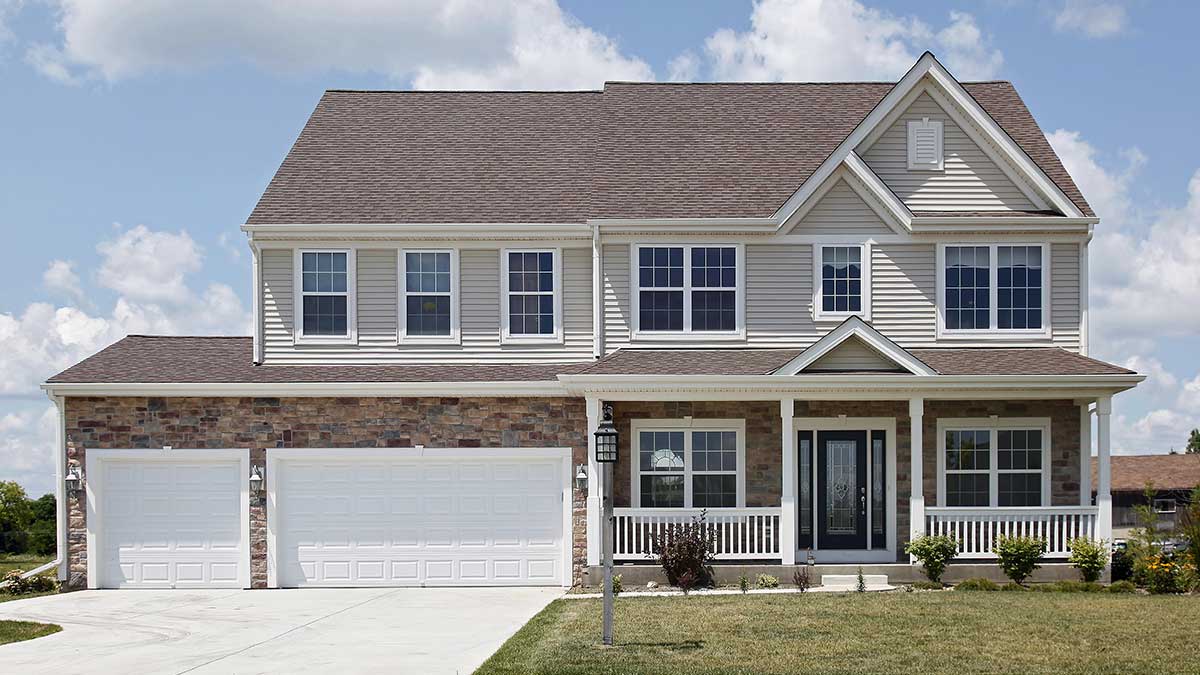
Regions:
[[6, 393, 68, 584], [248, 236, 263, 364], [591, 222, 603, 359]]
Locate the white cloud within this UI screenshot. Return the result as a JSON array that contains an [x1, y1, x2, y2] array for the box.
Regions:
[[1053, 0, 1127, 38], [217, 232, 243, 262], [0, 404, 59, 497], [28, 0, 651, 89], [666, 51, 701, 83], [42, 259, 83, 300], [695, 0, 1003, 83], [96, 225, 203, 302], [25, 42, 79, 84]]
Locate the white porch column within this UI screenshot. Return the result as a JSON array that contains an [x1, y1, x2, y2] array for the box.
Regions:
[[909, 397, 925, 555], [1078, 400, 1093, 507], [1096, 395, 1113, 546], [780, 398, 796, 565], [585, 397, 601, 567]]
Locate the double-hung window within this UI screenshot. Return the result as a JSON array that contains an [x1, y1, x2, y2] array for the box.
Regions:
[[632, 419, 745, 508], [400, 249, 458, 342], [813, 244, 871, 320], [502, 249, 561, 342], [295, 250, 355, 342], [633, 245, 742, 336], [938, 243, 1049, 337], [937, 418, 1050, 508]]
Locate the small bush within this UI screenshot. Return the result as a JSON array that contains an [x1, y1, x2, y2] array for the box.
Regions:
[[1143, 554, 1183, 594], [995, 535, 1046, 585], [1107, 580, 1137, 593], [792, 566, 812, 592], [855, 567, 866, 593], [1110, 550, 1134, 581], [1067, 537, 1108, 583], [677, 570, 698, 595], [649, 511, 716, 589], [756, 574, 779, 589], [904, 535, 958, 583], [738, 573, 749, 594], [611, 573, 622, 596], [955, 577, 999, 591], [911, 580, 944, 590], [999, 582, 1027, 592], [1045, 580, 1104, 593], [2, 570, 57, 596]]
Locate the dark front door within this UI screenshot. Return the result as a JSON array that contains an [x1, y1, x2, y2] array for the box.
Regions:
[[816, 430, 868, 549]]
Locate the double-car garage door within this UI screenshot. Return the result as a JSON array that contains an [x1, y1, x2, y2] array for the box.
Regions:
[[86, 448, 570, 589]]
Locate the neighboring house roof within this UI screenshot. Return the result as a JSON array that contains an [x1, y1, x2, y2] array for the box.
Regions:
[[46, 336, 586, 384], [1092, 454, 1200, 493], [46, 338, 1133, 385], [246, 81, 1092, 225]]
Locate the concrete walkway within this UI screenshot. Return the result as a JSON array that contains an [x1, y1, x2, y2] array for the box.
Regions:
[[0, 587, 561, 675]]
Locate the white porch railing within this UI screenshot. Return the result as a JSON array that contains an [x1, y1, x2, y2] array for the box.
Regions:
[[925, 506, 1099, 559], [612, 508, 782, 561]]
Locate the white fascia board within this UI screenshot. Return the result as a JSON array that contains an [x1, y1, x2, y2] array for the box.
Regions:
[[41, 380, 569, 398], [589, 218, 777, 234], [842, 152, 913, 233], [241, 223, 593, 240], [558, 373, 1144, 395], [776, 316, 935, 376], [910, 218, 1096, 232]]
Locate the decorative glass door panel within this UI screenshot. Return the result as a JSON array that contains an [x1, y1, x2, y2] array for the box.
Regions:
[[816, 431, 868, 549]]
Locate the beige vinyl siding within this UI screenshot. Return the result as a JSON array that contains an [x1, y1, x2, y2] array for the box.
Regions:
[[602, 244, 632, 350], [744, 244, 823, 345], [261, 246, 593, 364], [785, 178, 896, 236], [859, 92, 1038, 212], [1051, 242, 1081, 351], [871, 244, 937, 347], [805, 337, 900, 371]]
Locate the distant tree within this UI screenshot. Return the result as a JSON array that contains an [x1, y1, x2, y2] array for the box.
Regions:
[[1187, 428, 1200, 454], [28, 494, 57, 556], [0, 481, 33, 554]]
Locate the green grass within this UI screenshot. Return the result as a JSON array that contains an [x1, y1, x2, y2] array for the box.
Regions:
[[476, 592, 1200, 674], [0, 620, 61, 645], [0, 554, 52, 577]]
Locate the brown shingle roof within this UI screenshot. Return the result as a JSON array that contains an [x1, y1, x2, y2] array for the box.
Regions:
[[1092, 454, 1200, 493], [246, 81, 1093, 225], [47, 336, 587, 384]]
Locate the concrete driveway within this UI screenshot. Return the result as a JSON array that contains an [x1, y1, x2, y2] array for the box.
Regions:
[[0, 587, 561, 674]]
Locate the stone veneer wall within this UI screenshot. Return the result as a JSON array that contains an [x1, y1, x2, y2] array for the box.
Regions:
[[64, 396, 587, 589]]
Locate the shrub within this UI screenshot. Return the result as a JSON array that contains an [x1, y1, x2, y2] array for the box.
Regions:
[[1143, 553, 1183, 594], [649, 511, 716, 589], [2, 569, 56, 596], [611, 573, 622, 596], [911, 580, 944, 590], [756, 574, 779, 589], [677, 570, 698, 595], [792, 566, 812, 592], [738, 573, 749, 594], [855, 567, 866, 593], [1067, 537, 1108, 583], [955, 577, 999, 591], [904, 535, 958, 583], [1107, 580, 1137, 593], [995, 535, 1046, 585], [1046, 580, 1104, 593], [1180, 486, 1200, 575], [999, 582, 1027, 592], [1110, 549, 1134, 582]]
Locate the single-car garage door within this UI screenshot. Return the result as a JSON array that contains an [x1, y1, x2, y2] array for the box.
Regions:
[[86, 449, 250, 589], [269, 448, 570, 587]]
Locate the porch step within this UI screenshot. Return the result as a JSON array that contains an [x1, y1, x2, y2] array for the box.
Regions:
[[821, 574, 889, 589]]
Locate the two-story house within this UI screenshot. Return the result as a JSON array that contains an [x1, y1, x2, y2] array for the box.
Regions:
[[43, 53, 1142, 590]]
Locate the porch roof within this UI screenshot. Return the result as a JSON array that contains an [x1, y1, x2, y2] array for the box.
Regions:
[[576, 347, 1134, 377]]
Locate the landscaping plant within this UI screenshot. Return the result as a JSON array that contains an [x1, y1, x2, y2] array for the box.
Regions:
[[677, 570, 698, 595], [1106, 580, 1137, 593], [612, 573, 622, 596], [904, 534, 958, 583], [1067, 537, 1108, 583], [1143, 553, 1183, 594], [1179, 485, 1200, 584], [1, 569, 56, 596], [995, 535, 1045, 585], [955, 577, 999, 591], [756, 574, 779, 589], [738, 572, 749, 594], [855, 567, 866, 593], [1127, 484, 1164, 585], [791, 566, 811, 592], [649, 510, 716, 589]]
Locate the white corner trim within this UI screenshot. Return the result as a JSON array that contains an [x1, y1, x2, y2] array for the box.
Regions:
[[776, 316, 936, 376]]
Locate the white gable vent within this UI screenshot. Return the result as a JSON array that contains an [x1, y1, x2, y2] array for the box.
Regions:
[[907, 117, 944, 171]]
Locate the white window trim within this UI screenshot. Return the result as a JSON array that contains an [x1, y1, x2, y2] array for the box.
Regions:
[[936, 417, 1052, 508], [398, 248, 461, 345], [500, 248, 564, 345], [936, 243, 1052, 340], [812, 242, 873, 322], [293, 248, 357, 346], [906, 117, 944, 171], [630, 244, 746, 341], [630, 418, 746, 509], [1154, 498, 1177, 514]]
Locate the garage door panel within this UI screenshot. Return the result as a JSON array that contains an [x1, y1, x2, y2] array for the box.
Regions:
[[277, 455, 565, 587]]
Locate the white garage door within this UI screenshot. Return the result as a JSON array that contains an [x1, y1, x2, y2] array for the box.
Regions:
[[271, 450, 569, 587], [89, 450, 248, 589]]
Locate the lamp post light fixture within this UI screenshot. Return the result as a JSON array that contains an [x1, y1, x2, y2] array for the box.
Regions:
[[249, 464, 265, 495], [592, 404, 618, 646], [64, 465, 83, 495], [574, 464, 588, 492]]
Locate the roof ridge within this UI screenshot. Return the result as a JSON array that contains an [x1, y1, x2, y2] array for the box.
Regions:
[[125, 334, 252, 339], [324, 88, 602, 94]]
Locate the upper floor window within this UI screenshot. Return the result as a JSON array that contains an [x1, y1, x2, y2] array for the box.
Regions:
[[502, 249, 561, 342], [633, 245, 742, 336], [632, 419, 745, 508], [938, 244, 1049, 337], [907, 117, 944, 171], [813, 244, 871, 320], [400, 249, 458, 342], [937, 419, 1049, 508], [296, 249, 355, 342]]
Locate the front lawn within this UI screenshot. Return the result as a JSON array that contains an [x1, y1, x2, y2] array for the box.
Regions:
[[476, 592, 1200, 674], [0, 554, 52, 577], [0, 620, 61, 646]]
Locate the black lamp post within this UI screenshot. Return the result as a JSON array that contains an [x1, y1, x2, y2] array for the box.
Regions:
[[593, 404, 618, 646]]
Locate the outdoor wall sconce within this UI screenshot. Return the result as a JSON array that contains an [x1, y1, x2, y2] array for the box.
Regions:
[[64, 465, 83, 494], [593, 404, 618, 464], [249, 464, 265, 494], [574, 464, 588, 491]]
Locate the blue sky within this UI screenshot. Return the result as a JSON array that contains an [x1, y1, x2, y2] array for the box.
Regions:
[[2, 0, 1198, 496]]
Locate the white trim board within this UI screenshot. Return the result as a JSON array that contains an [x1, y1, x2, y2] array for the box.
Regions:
[[776, 317, 936, 376]]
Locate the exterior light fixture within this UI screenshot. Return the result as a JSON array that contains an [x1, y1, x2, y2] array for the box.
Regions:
[[593, 405, 618, 464], [64, 465, 83, 494], [574, 464, 588, 491], [249, 464, 265, 494]]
